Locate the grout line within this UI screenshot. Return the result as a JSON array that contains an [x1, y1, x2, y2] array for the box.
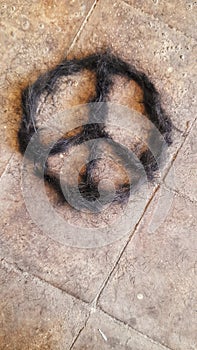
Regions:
[[0, 257, 89, 306], [164, 184, 197, 204], [30, 274, 89, 304], [66, 0, 99, 56], [99, 308, 175, 350], [120, 0, 197, 42], [69, 313, 91, 350]]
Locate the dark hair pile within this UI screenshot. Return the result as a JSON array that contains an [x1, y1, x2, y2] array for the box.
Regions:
[[18, 51, 172, 208]]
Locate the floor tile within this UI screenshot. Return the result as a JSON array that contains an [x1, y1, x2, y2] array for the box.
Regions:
[[72, 309, 170, 350], [165, 119, 197, 202], [122, 0, 197, 39], [99, 187, 197, 350], [0, 259, 88, 350]]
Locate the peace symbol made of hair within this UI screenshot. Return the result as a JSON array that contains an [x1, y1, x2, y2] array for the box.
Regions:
[[18, 51, 172, 210]]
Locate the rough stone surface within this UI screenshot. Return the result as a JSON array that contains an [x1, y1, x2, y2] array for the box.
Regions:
[[72, 310, 169, 350], [0, 259, 89, 350], [99, 188, 197, 350], [123, 0, 197, 39], [165, 119, 197, 202]]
